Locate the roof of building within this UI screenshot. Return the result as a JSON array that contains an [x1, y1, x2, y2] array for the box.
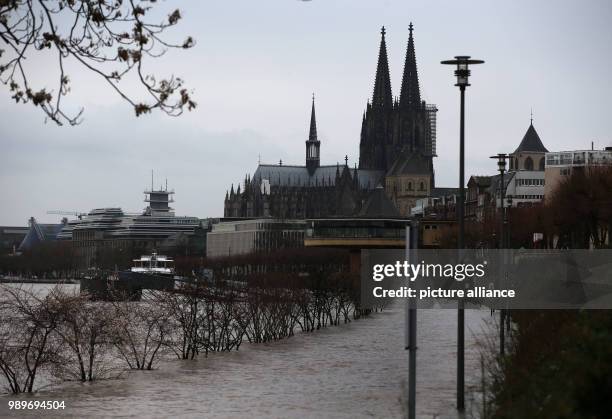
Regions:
[[0, 226, 29, 234], [252, 164, 384, 190], [468, 176, 493, 188], [386, 151, 431, 176], [431, 187, 459, 197], [358, 186, 401, 218], [18, 218, 64, 251], [514, 122, 548, 153], [488, 172, 516, 195]]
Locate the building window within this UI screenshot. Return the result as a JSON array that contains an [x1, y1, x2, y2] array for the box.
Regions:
[[408, 182, 413, 191], [524, 157, 534, 170], [419, 182, 425, 191], [539, 157, 545, 171]]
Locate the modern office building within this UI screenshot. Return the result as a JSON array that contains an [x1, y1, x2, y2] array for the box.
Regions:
[[206, 218, 306, 258], [58, 186, 204, 268], [544, 147, 612, 199]]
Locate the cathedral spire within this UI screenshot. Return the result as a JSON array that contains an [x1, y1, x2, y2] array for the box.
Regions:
[[372, 26, 393, 108], [399, 22, 421, 109], [306, 94, 321, 175], [309, 93, 317, 142]]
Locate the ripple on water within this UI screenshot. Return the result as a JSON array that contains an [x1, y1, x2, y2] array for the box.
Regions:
[[0, 303, 492, 419]]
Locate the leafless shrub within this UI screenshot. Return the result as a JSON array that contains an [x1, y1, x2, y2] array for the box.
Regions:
[[150, 283, 202, 360], [50, 288, 119, 382], [109, 293, 171, 370], [0, 284, 63, 393]]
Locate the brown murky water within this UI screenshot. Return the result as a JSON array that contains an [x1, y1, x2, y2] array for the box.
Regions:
[[0, 285, 491, 418]]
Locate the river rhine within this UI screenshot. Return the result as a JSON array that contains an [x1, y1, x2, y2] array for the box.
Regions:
[[0, 285, 491, 418]]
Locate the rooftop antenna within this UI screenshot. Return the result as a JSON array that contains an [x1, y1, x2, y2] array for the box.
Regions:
[[165, 178, 168, 191], [151, 170, 154, 191], [258, 154, 261, 165], [530, 108, 533, 125]]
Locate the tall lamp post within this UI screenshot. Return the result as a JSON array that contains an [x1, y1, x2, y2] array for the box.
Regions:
[[490, 153, 510, 248], [491, 153, 510, 356], [441, 55, 484, 412]]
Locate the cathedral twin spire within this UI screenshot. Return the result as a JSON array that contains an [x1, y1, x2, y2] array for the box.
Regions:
[[399, 23, 421, 109], [372, 27, 393, 108], [372, 23, 421, 109]]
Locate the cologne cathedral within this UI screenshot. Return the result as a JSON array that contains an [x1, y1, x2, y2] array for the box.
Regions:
[[224, 24, 438, 218]]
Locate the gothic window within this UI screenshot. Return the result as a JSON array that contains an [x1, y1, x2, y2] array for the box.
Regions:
[[419, 182, 425, 191], [539, 157, 545, 171], [408, 181, 413, 191], [524, 157, 534, 171]]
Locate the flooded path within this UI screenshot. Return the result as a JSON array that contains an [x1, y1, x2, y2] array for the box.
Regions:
[[1, 305, 491, 418]]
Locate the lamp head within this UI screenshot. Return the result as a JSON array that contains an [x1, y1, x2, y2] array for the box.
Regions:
[[441, 56, 485, 87], [490, 153, 509, 173]]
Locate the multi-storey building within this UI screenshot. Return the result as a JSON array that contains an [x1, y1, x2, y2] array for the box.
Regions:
[[206, 219, 306, 258], [58, 186, 204, 268], [544, 147, 612, 199]]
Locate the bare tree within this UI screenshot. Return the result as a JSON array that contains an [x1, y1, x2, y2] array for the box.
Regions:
[[151, 284, 202, 360], [0, 284, 63, 393], [51, 288, 117, 382], [0, 0, 196, 125], [110, 293, 170, 370]]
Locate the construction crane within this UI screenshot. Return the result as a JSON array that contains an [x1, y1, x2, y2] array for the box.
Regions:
[[46, 210, 86, 220]]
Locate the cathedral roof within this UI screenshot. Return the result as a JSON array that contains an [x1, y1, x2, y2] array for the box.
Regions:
[[386, 151, 431, 176], [514, 122, 548, 154], [359, 186, 401, 218], [253, 164, 384, 190]]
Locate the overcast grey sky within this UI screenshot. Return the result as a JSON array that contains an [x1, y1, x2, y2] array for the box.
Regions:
[[1, 0, 611, 225]]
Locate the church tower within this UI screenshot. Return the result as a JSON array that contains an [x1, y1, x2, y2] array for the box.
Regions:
[[359, 24, 437, 174], [359, 26, 394, 171], [305, 95, 321, 175], [395, 22, 428, 153]]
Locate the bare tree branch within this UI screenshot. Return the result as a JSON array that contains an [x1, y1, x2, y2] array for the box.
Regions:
[[0, 0, 196, 125]]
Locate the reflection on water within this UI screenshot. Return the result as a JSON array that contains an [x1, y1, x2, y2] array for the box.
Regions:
[[0, 285, 491, 418]]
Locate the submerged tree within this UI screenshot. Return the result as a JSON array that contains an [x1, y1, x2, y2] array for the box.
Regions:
[[0, 285, 63, 393], [0, 0, 196, 125]]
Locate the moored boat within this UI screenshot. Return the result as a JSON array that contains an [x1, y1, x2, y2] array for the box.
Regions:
[[80, 252, 176, 300]]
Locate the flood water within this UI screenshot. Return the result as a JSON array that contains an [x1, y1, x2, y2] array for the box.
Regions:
[[0, 285, 492, 418]]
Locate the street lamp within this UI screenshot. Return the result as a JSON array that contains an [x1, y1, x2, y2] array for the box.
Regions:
[[441, 55, 484, 412], [490, 153, 510, 248], [490, 153, 510, 357]]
